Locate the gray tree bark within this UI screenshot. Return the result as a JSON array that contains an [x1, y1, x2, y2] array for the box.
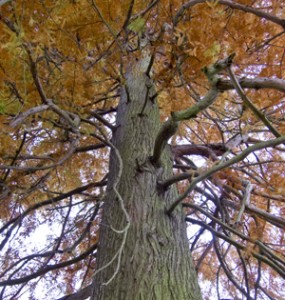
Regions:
[[91, 55, 202, 300]]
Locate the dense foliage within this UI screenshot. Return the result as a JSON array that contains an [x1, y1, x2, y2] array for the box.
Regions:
[[0, 0, 285, 299]]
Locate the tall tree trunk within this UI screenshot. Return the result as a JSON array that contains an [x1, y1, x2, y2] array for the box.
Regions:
[[91, 55, 202, 300]]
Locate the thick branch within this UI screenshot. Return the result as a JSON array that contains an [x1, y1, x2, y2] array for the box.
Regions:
[[172, 88, 219, 121], [217, 77, 285, 94], [172, 143, 227, 160], [151, 118, 178, 165], [152, 55, 233, 166], [158, 170, 198, 189]]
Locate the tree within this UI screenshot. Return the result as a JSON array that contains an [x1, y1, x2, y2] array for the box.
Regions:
[[0, 0, 285, 299]]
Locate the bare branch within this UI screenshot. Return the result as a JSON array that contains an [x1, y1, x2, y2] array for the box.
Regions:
[[187, 217, 285, 278], [152, 55, 234, 165], [0, 243, 97, 287], [235, 181, 252, 223], [157, 170, 198, 189], [0, 136, 79, 171], [172, 88, 219, 121], [91, 0, 118, 38], [132, 0, 160, 19], [151, 118, 178, 166], [217, 77, 285, 94], [246, 203, 285, 229], [75, 143, 106, 153], [122, 0, 135, 30], [213, 238, 255, 300], [168, 135, 285, 215], [173, 0, 285, 28], [172, 143, 227, 160], [9, 105, 49, 128], [0, 181, 106, 237], [56, 285, 92, 300], [89, 111, 116, 131], [227, 66, 282, 138], [24, 43, 50, 104]]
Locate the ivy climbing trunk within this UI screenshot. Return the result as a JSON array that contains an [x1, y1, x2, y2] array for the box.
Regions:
[[91, 55, 202, 300]]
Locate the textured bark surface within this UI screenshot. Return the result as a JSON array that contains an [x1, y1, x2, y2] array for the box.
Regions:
[[91, 56, 202, 300]]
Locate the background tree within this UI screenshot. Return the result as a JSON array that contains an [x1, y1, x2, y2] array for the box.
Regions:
[[0, 0, 285, 299]]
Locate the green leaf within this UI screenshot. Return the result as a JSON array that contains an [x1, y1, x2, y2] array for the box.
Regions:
[[203, 41, 221, 58], [206, 0, 220, 8], [127, 17, 145, 33], [0, 101, 6, 114]]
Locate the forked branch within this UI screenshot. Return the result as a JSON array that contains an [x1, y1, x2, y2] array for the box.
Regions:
[[151, 54, 235, 165]]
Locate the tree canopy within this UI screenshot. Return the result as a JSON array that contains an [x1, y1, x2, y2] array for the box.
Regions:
[[0, 0, 285, 299]]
